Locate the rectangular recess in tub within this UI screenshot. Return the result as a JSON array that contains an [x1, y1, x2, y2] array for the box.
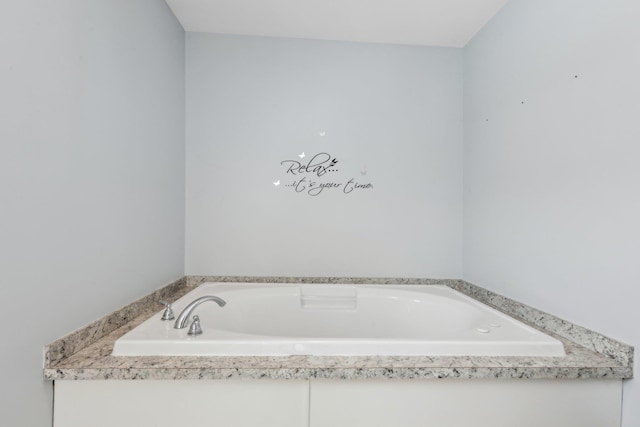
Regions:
[[111, 283, 565, 357]]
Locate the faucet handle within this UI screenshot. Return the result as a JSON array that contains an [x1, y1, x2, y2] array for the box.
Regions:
[[159, 300, 175, 321], [188, 315, 202, 336]]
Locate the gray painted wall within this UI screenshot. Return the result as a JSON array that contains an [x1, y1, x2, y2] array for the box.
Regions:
[[0, 1, 185, 425], [185, 34, 463, 278], [463, 0, 640, 425]]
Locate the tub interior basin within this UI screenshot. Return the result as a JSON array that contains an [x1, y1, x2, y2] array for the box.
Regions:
[[111, 283, 565, 357]]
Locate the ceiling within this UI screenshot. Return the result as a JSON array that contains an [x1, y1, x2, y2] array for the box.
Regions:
[[165, 0, 510, 48]]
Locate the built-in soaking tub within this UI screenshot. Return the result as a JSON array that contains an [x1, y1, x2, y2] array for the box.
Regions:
[[112, 283, 565, 357]]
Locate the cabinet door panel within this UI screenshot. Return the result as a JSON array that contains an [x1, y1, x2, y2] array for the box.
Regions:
[[310, 379, 621, 427], [55, 380, 309, 427]]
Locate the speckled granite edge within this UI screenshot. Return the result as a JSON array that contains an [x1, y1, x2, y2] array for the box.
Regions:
[[45, 305, 632, 381], [44, 277, 189, 367], [46, 366, 629, 381], [449, 280, 633, 367], [44, 276, 634, 381], [186, 276, 459, 287]]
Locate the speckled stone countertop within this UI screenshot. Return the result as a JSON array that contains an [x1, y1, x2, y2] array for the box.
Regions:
[[43, 277, 633, 381]]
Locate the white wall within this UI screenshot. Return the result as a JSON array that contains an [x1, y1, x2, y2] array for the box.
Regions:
[[0, 1, 185, 425], [463, 0, 640, 425], [186, 34, 463, 278]]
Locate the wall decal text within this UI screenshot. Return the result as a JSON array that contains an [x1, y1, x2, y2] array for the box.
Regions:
[[277, 152, 373, 197]]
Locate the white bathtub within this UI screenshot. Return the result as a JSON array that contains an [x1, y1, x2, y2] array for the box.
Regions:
[[111, 283, 565, 357]]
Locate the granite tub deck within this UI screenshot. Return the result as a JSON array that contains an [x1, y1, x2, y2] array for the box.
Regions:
[[43, 277, 633, 381]]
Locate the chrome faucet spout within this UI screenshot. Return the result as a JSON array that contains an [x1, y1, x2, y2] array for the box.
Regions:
[[174, 295, 226, 329]]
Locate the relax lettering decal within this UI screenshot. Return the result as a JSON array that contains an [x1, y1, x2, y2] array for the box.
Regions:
[[275, 152, 373, 196]]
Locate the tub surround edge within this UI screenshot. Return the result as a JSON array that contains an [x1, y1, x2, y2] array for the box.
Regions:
[[47, 366, 629, 381], [44, 276, 189, 367], [43, 276, 634, 381], [449, 280, 633, 367], [186, 276, 459, 287]]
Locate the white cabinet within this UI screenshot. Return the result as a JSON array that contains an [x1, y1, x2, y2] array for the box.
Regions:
[[54, 380, 309, 427], [54, 379, 622, 427], [309, 379, 622, 427]]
